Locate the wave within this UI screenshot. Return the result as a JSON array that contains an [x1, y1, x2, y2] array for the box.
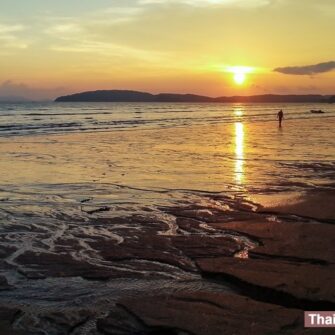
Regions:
[[0, 102, 334, 137]]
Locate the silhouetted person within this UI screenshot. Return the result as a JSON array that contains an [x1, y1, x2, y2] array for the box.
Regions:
[[277, 110, 284, 127]]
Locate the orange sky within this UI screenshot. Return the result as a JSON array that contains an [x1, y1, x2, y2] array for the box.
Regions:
[[0, 0, 335, 100]]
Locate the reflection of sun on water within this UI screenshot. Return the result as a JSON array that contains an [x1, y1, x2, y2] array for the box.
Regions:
[[234, 107, 243, 117], [235, 122, 245, 184]]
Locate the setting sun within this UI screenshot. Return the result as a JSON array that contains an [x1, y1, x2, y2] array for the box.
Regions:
[[234, 72, 246, 85], [225, 66, 254, 86]]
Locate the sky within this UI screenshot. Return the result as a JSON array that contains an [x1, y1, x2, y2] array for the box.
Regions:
[[0, 0, 335, 100]]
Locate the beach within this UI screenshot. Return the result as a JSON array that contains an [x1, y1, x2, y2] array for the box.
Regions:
[[0, 102, 335, 334]]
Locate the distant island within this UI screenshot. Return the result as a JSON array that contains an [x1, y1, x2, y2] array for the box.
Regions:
[[55, 90, 334, 103]]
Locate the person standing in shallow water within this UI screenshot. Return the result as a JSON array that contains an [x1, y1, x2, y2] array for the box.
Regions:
[[277, 110, 284, 127]]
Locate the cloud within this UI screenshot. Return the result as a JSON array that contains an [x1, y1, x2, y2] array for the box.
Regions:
[[274, 61, 335, 75], [0, 24, 24, 34], [0, 23, 28, 49], [0, 80, 68, 101], [46, 16, 167, 63], [139, 0, 270, 7], [50, 40, 166, 62]]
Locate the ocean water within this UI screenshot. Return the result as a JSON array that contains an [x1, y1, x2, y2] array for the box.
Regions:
[[0, 102, 334, 192], [0, 101, 334, 136], [0, 102, 334, 333]]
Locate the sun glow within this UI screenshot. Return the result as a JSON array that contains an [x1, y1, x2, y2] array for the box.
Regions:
[[225, 66, 254, 85], [234, 72, 246, 85], [234, 107, 244, 116]]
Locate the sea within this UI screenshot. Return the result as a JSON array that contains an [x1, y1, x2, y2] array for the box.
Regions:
[[0, 101, 334, 136]]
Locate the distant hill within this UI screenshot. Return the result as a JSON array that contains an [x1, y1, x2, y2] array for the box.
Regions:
[[55, 90, 331, 103], [328, 96, 335, 103]]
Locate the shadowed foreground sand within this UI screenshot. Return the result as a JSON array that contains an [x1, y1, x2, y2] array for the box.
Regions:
[[0, 189, 334, 334]]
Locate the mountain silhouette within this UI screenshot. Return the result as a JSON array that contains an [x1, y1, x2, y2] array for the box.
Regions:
[[55, 90, 331, 103]]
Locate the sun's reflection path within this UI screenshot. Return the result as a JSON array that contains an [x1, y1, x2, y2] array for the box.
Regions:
[[235, 122, 245, 184], [234, 107, 244, 117]]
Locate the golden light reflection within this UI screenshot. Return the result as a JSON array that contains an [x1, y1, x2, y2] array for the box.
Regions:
[[234, 107, 243, 117], [235, 122, 245, 184]]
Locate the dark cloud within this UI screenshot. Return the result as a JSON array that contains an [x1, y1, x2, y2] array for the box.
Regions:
[[274, 61, 335, 75]]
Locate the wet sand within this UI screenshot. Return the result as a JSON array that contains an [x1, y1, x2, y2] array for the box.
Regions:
[[0, 190, 334, 334], [0, 117, 334, 334], [252, 190, 335, 222]]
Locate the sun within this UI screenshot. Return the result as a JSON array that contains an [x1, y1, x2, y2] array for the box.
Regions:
[[234, 72, 246, 85], [225, 66, 254, 86]]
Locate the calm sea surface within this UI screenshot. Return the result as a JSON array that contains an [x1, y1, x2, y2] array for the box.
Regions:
[[0, 102, 334, 136], [0, 102, 334, 192]]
